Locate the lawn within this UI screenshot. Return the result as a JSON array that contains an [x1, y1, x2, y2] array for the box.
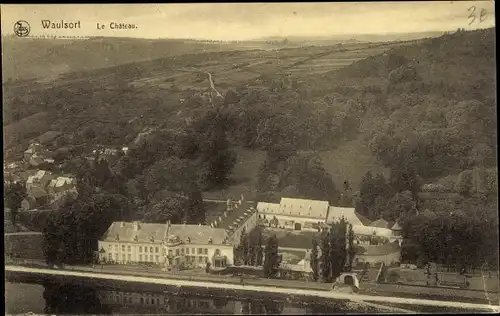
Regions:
[[203, 147, 266, 201], [318, 137, 388, 191], [262, 227, 319, 250]]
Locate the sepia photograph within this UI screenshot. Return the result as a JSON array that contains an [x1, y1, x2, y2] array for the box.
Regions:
[[2, 2, 498, 314]]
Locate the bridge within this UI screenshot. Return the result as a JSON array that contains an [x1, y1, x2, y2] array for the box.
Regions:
[[5, 265, 498, 313]]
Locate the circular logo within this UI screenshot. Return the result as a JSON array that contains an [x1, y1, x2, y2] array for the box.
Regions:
[[14, 20, 30, 37]]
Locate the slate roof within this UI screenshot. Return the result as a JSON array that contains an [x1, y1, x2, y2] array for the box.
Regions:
[[352, 225, 393, 237], [327, 206, 365, 226], [168, 224, 227, 245], [257, 198, 330, 219], [356, 241, 401, 256], [391, 222, 402, 231], [101, 222, 228, 245], [370, 218, 390, 229], [279, 197, 329, 219]]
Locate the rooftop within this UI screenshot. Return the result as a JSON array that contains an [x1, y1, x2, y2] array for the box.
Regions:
[[369, 218, 390, 229], [352, 224, 393, 238], [327, 206, 366, 226], [356, 241, 401, 256], [101, 221, 228, 245]]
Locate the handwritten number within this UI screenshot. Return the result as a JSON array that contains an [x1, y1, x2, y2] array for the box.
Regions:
[[480, 8, 487, 23], [468, 6, 487, 25], [468, 6, 476, 25]]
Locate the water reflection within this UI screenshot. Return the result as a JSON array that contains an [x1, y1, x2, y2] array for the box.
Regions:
[[7, 281, 378, 315], [43, 281, 112, 314]]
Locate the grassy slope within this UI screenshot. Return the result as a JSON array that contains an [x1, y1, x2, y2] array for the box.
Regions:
[[2, 37, 253, 82]]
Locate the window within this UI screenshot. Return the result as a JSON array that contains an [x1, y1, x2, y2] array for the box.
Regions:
[[156, 255, 159, 262], [108, 253, 112, 260], [139, 246, 142, 252], [150, 255, 153, 262], [150, 247, 154, 253], [122, 245, 125, 252], [186, 248, 190, 254], [139, 254, 143, 261], [204, 257, 208, 264], [181, 248, 185, 254], [114, 253, 118, 260], [144, 247, 148, 253], [199, 256, 203, 263], [128, 254, 131, 261], [192, 248, 196, 254], [114, 245, 118, 252], [176, 249, 180, 256], [128, 246, 131, 252], [122, 254, 126, 262], [155, 247, 159, 253], [168, 250, 173, 256], [198, 248, 202, 254], [140, 297, 144, 304], [204, 248, 208, 255]]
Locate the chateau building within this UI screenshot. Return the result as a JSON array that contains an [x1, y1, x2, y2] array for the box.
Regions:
[[98, 221, 233, 269]]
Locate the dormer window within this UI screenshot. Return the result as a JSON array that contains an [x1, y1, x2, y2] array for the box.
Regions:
[[115, 234, 120, 241], [208, 238, 213, 244], [150, 236, 155, 242], [187, 237, 191, 243], [134, 235, 138, 242]]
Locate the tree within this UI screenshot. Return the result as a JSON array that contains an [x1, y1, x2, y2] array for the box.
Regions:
[[256, 232, 264, 266], [310, 238, 319, 281], [384, 191, 414, 222], [143, 197, 184, 224], [237, 227, 249, 265], [5, 182, 27, 227], [43, 193, 132, 265], [263, 234, 280, 278], [279, 154, 338, 203], [320, 229, 331, 282], [346, 224, 356, 271], [329, 217, 348, 280]]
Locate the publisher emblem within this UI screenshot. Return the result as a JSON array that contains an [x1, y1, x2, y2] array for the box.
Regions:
[[14, 20, 30, 37]]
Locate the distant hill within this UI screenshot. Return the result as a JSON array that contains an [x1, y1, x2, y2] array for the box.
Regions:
[[1, 36, 246, 82], [252, 31, 445, 44]]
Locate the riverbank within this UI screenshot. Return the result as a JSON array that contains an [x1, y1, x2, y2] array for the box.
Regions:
[[10, 259, 498, 305], [5, 265, 499, 313]]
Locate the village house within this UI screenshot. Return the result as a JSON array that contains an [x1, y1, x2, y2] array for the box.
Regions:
[[21, 187, 50, 210], [23, 143, 45, 161], [26, 170, 54, 192], [47, 176, 78, 202], [98, 221, 234, 269]]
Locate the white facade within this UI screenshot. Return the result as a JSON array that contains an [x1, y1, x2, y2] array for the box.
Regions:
[[259, 213, 323, 232], [98, 221, 234, 269]]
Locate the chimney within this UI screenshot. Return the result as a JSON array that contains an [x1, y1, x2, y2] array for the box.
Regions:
[[120, 222, 126, 228], [167, 220, 171, 227], [133, 221, 140, 231]]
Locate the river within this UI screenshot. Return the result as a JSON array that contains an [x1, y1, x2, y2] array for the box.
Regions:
[[5, 281, 384, 315]]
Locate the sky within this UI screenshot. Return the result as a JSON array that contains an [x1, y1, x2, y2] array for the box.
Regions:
[[1, 2, 495, 40]]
